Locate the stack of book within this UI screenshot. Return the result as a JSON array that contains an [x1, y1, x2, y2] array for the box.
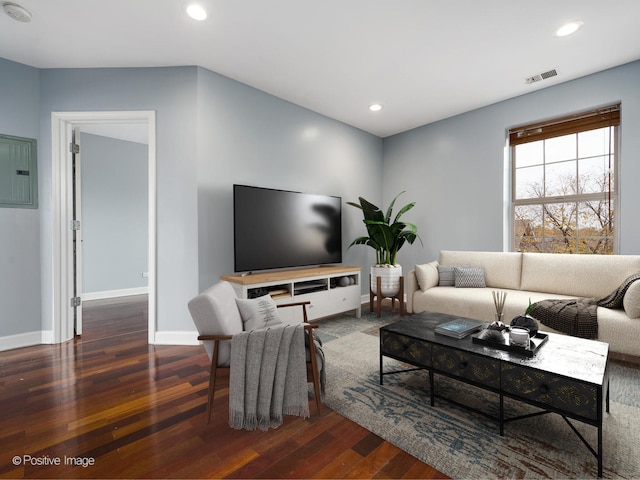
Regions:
[[435, 318, 484, 339]]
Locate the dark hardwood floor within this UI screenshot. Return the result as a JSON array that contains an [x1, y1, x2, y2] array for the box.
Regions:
[[0, 295, 447, 479]]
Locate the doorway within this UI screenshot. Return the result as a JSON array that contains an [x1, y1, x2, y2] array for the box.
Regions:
[[51, 111, 157, 344]]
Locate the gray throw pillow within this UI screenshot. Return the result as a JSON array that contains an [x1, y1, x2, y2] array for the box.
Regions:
[[437, 264, 468, 286], [235, 294, 283, 331], [454, 266, 486, 288]]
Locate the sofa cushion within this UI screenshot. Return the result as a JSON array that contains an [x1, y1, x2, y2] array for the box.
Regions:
[[437, 264, 467, 286], [415, 261, 439, 291], [236, 294, 283, 331], [521, 252, 640, 298], [623, 280, 640, 319], [411, 287, 576, 325], [439, 250, 522, 290], [454, 266, 486, 288]]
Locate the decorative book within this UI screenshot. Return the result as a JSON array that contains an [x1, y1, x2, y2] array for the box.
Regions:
[[435, 318, 484, 339]]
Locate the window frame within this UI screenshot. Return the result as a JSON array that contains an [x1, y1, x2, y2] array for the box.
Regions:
[[508, 105, 620, 254]]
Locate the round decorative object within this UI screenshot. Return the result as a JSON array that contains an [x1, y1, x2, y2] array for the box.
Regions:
[[339, 276, 350, 287], [511, 315, 539, 337], [478, 328, 505, 344], [371, 264, 402, 297]]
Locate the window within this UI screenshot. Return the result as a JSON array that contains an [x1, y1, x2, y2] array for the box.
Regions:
[[509, 105, 619, 254]]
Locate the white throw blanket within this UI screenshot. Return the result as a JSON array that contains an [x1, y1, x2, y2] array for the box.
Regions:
[[229, 324, 309, 431]]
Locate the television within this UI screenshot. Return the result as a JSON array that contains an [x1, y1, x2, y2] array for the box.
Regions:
[[233, 184, 342, 272]]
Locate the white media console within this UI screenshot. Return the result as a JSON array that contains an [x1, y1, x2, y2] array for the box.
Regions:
[[220, 266, 362, 323]]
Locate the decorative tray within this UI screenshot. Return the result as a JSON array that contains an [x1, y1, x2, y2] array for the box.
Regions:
[[471, 328, 549, 357]]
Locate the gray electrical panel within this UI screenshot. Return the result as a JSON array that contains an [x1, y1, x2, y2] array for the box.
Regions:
[[0, 134, 37, 208]]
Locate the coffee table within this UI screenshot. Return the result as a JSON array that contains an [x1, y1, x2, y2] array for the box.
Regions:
[[379, 311, 610, 477]]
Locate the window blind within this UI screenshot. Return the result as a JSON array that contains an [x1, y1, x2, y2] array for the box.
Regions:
[[509, 104, 620, 146]]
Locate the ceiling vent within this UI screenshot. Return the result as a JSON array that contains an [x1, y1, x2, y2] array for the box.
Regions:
[[525, 69, 558, 85]]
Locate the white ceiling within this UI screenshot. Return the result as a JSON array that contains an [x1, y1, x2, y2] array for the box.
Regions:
[[2, 0, 639, 137]]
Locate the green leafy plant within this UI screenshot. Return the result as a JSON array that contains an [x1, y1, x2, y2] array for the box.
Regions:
[[347, 191, 422, 265], [525, 298, 537, 316]]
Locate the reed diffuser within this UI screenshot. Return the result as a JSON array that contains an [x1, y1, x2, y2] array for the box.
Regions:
[[492, 290, 507, 323]]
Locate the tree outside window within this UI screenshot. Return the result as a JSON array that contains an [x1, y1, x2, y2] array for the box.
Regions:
[[510, 106, 619, 254]]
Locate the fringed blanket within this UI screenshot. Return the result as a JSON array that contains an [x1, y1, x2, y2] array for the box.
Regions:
[[532, 272, 640, 339], [229, 324, 309, 431]]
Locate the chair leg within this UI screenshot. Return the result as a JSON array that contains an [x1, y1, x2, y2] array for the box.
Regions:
[[312, 368, 322, 415], [206, 341, 221, 423], [305, 326, 323, 415]]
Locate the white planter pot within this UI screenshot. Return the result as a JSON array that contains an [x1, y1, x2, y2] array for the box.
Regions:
[[370, 264, 403, 297]]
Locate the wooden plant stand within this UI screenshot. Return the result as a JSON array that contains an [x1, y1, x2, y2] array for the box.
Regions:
[[370, 274, 404, 318]]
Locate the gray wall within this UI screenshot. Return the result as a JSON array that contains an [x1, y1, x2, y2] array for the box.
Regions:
[[38, 66, 199, 333], [0, 59, 381, 345], [80, 133, 148, 294], [383, 60, 640, 272], [1, 54, 639, 345], [195, 67, 383, 291], [0, 58, 41, 338]]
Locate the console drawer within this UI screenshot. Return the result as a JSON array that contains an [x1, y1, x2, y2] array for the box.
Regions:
[[380, 330, 431, 367], [501, 363, 599, 420], [432, 345, 500, 389]]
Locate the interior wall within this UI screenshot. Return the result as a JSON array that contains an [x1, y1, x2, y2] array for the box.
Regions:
[[80, 133, 148, 296], [5, 54, 636, 346], [0, 58, 41, 341], [383, 60, 640, 272], [38, 66, 199, 334], [195, 67, 383, 293]]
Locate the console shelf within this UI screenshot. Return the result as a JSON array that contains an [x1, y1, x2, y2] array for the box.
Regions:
[[221, 266, 362, 322]]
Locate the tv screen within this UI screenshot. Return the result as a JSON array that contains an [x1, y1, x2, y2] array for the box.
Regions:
[[233, 185, 342, 272]]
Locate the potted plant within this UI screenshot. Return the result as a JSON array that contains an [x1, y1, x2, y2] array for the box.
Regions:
[[510, 299, 539, 336], [347, 191, 422, 296]]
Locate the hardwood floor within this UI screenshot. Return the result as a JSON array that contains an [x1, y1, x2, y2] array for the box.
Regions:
[[0, 296, 447, 479]]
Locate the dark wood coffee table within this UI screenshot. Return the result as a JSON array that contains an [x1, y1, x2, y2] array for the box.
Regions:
[[379, 311, 610, 477]]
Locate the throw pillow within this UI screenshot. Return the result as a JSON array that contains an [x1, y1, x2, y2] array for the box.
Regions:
[[437, 264, 468, 286], [415, 261, 439, 291], [454, 266, 486, 288], [623, 280, 640, 319], [235, 294, 283, 331]]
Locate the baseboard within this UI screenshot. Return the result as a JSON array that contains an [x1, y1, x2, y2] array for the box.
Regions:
[[0, 330, 54, 352], [153, 330, 200, 346], [83, 287, 149, 301]]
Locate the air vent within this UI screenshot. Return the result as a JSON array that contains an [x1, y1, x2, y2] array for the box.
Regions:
[[525, 69, 558, 85]]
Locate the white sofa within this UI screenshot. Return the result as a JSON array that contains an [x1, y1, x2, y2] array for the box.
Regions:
[[406, 250, 640, 357]]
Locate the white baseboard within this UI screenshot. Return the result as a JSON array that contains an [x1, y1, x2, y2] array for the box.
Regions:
[[153, 330, 200, 346], [0, 330, 54, 352], [83, 287, 149, 301]]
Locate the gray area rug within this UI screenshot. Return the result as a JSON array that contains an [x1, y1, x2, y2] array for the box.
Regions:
[[315, 309, 640, 479]]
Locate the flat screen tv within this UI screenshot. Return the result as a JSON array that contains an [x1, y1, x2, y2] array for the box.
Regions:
[[233, 184, 342, 272]]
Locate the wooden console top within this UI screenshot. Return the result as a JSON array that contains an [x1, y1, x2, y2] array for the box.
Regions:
[[220, 265, 361, 285]]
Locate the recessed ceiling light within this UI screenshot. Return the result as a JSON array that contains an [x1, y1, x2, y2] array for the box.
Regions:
[[369, 104, 383, 112], [185, 3, 208, 21], [554, 21, 583, 37]]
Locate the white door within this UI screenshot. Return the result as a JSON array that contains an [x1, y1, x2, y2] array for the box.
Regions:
[[71, 127, 83, 335]]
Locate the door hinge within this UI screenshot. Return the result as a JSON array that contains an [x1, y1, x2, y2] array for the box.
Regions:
[[70, 297, 81, 307], [70, 142, 80, 154], [70, 220, 81, 231]]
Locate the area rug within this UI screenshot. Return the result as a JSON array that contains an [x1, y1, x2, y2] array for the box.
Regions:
[[315, 309, 640, 479]]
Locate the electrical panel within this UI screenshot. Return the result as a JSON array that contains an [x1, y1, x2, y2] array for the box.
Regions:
[[0, 134, 37, 208]]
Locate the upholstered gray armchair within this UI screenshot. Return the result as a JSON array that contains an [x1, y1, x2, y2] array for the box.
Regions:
[[188, 281, 323, 423]]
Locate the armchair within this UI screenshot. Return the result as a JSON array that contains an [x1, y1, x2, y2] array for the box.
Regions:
[[188, 281, 323, 423]]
